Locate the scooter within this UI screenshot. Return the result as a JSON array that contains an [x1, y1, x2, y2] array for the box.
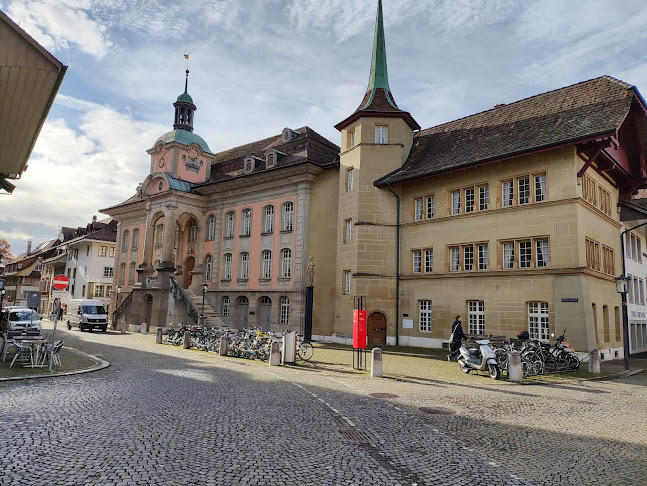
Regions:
[[457, 338, 500, 379]]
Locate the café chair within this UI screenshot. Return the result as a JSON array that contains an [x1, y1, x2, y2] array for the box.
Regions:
[[10, 341, 34, 368]]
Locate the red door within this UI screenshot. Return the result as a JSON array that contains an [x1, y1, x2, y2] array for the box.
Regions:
[[368, 312, 387, 345]]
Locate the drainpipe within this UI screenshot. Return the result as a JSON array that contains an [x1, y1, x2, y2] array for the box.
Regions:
[[387, 184, 400, 346]]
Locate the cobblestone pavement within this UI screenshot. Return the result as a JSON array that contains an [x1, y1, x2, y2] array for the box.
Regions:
[[0, 327, 645, 485]]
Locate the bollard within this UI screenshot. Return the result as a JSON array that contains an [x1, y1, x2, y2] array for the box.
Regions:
[[141, 322, 148, 335], [183, 330, 191, 349], [282, 332, 296, 364], [219, 336, 229, 356], [508, 351, 523, 382], [269, 341, 281, 366], [588, 349, 601, 374], [371, 348, 383, 377], [156, 327, 163, 344]]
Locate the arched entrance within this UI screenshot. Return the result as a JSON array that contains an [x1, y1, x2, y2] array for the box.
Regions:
[[184, 256, 195, 287], [237, 296, 249, 329], [257, 296, 272, 331], [368, 312, 387, 345], [143, 294, 153, 328]]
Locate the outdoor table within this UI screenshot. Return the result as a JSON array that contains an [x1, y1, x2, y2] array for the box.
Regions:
[[13, 337, 47, 367]]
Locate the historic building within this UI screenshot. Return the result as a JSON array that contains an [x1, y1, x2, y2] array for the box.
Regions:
[[105, 0, 647, 356]]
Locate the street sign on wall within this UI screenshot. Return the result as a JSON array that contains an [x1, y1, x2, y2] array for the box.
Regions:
[[53, 274, 69, 290]]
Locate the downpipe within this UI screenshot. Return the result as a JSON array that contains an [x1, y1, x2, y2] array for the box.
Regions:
[[387, 183, 400, 346]]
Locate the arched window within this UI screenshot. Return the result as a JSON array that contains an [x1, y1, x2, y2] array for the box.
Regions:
[[122, 230, 129, 251], [226, 212, 235, 238], [242, 209, 252, 236], [132, 228, 139, 249], [189, 220, 197, 242], [205, 254, 213, 281], [281, 248, 292, 278], [261, 250, 272, 279], [207, 215, 216, 240], [119, 262, 126, 283], [240, 252, 249, 279], [128, 261, 136, 283], [223, 253, 233, 280], [282, 202, 293, 231], [280, 296, 289, 325], [222, 296, 230, 317], [263, 205, 274, 233], [260, 296, 271, 304], [266, 152, 275, 169]]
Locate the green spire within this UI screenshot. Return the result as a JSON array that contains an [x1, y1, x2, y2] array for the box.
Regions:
[[367, 0, 390, 93]]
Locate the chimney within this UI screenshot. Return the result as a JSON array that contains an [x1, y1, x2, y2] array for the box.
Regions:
[[27, 240, 32, 255], [92, 215, 97, 224]]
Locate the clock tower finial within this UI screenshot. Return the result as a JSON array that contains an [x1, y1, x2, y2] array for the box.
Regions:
[[173, 55, 196, 132]]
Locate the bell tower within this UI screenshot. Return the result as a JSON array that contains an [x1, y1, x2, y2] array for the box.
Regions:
[[173, 69, 196, 132], [333, 0, 420, 341]]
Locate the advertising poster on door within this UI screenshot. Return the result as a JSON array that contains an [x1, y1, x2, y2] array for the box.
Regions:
[[353, 309, 367, 349]]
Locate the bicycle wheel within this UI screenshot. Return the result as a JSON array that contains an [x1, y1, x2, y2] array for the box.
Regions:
[[297, 342, 314, 361], [494, 348, 508, 371]]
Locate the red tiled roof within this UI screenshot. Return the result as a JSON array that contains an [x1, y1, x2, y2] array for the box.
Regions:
[[376, 76, 640, 186]]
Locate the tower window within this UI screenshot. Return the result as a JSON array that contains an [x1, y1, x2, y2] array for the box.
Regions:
[[375, 126, 388, 144]]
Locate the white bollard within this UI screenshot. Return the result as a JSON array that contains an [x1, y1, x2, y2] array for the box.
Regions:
[[141, 322, 147, 335], [183, 330, 191, 349], [508, 351, 523, 382], [156, 327, 163, 344], [371, 348, 384, 377], [269, 341, 281, 366], [588, 349, 601, 374], [219, 336, 229, 356], [282, 332, 296, 364]]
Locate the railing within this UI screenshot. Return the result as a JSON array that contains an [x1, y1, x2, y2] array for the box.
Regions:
[[170, 276, 200, 326], [112, 290, 133, 325]]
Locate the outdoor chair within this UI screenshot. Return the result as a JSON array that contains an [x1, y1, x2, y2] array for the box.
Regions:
[[40, 340, 64, 367], [10, 341, 33, 368]]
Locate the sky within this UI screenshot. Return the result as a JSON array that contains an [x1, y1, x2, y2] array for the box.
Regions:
[[1, 0, 647, 259]]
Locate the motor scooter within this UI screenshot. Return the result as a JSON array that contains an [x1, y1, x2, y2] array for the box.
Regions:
[[457, 338, 500, 379]]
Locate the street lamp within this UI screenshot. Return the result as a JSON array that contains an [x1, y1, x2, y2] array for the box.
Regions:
[[201, 283, 208, 316], [115, 285, 122, 333], [615, 274, 630, 370]]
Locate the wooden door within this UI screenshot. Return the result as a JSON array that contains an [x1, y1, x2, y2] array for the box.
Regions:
[[258, 297, 272, 331], [185, 257, 195, 287], [368, 312, 387, 345]]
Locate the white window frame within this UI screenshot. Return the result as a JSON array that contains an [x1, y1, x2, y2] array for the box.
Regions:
[[344, 271, 351, 295], [208, 215, 216, 240], [464, 245, 474, 271], [132, 228, 140, 249], [503, 242, 514, 269], [414, 198, 423, 221], [205, 255, 212, 281], [468, 300, 485, 335], [451, 191, 460, 214], [347, 168, 354, 191], [375, 125, 388, 144], [502, 181, 513, 207], [426, 195, 435, 218], [450, 247, 460, 272], [528, 302, 549, 340], [419, 300, 432, 332], [281, 249, 292, 278], [264, 206, 274, 233], [424, 249, 433, 273], [223, 253, 232, 280], [222, 296, 230, 317], [280, 296, 289, 325], [226, 212, 235, 238], [103, 267, 114, 278], [478, 185, 489, 211], [262, 250, 272, 279], [283, 202, 294, 231], [412, 250, 422, 273], [240, 252, 249, 279], [478, 244, 488, 270], [535, 174, 547, 202], [345, 219, 352, 244], [242, 209, 252, 236]]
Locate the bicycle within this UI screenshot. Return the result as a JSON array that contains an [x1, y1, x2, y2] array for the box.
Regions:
[[296, 335, 314, 361]]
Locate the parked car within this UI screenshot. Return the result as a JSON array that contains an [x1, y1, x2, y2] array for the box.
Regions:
[[66, 299, 108, 332], [1, 306, 42, 332]]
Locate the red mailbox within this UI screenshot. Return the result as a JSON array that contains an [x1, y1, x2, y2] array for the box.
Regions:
[[353, 309, 367, 349]]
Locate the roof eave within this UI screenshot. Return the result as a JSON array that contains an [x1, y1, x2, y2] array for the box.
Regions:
[[335, 110, 421, 132]]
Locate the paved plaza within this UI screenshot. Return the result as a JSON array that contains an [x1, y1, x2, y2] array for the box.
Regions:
[[0, 324, 645, 485]]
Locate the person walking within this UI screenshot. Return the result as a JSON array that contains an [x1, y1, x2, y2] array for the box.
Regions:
[[447, 315, 467, 361], [51, 298, 60, 322]]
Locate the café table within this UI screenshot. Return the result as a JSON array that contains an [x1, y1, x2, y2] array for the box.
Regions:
[[11, 336, 48, 367]]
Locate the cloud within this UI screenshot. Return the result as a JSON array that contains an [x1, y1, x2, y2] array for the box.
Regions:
[[4, 0, 113, 57]]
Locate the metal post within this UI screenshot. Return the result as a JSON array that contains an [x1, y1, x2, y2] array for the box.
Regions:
[[304, 286, 313, 342]]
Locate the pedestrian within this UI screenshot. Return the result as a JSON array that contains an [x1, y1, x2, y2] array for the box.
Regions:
[[447, 315, 467, 361], [51, 298, 60, 322], [58, 303, 64, 323]]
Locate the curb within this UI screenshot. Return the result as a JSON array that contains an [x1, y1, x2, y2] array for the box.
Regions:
[[0, 346, 110, 382]]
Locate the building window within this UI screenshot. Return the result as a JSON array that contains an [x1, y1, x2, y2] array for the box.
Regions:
[[450, 246, 460, 272], [536, 239, 549, 268], [628, 274, 634, 304], [468, 301, 485, 335], [528, 302, 549, 340], [99, 246, 107, 257], [419, 300, 432, 332], [503, 242, 514, 269], [535, 174, 547, 202], [412, 250, 422, 273], [585, 237, 601, 271], [344, 219, 352, 244], [502, 173, 546, 207], [128, 261, 136, 283], [502, 181, 513, 207], [207, 215, 216, 240], [500, 237, 550, 269], [94, 285, 104, 298], [262, 250, 272, 279], [424, 249, 433, 273], [582, 174, 597, 206], [449, 243, 489, 272], [343, 271, 351, 295], [465, 187, 475, 213], [82, 285, 86, 297], [104, 267, 114, 278], [640, 279, 645, 306], [226, 212, 235, 238], [599, 186, 611, 216], [348, 129, 355, 148], [602, 246, 614, 275], [109, 247, 115, 257], [347, 168, 354, 191], [451, 191, 460, 214], [375, 125, 388, 144], [119, 263, 126, 283], [242, 209, 252, 236], [280, 296, 289, 325], [222, 296, 230, 317], [281, 249, 292, 278], [263, 205, 274, 233], [155, 224, 164, 247], [189, 220, 197, 242], [478, 185, 489, 210], [464, 245, 474, 271], [266, 152, 275, 169], [223, 253, 232, 280], [414, 198, 424, 221], [519, 240, 532, 268], [240, 252, 249, 279], [478, 244, 488, 270], [518, 177, 530, 204], [122, 230, 129, 251], [282, 202, 293, 231], [132, 228, 140, 249], [603, 305, 610, 342], [426, 195, 435, 218], [205, 255, 212, 281]]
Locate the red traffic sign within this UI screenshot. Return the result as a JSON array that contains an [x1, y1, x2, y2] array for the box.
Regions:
[[53, 274, 69, 290]]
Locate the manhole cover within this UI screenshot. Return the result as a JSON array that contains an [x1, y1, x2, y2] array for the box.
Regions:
[[419, 406, 456, 415], [369, 392, 399, 399], [339, 429, 375, 442]]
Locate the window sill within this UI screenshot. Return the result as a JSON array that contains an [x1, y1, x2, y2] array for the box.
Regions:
[[239, 234, 251, 238], [259, 278, 271, 282], [280, 229, 293, 234], [278, 277, 291, 281], [261, 232, 273, 236]]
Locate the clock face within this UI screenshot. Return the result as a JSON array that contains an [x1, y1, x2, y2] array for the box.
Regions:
[[158, 157, 165, 168], [188, 147, 198, 160]]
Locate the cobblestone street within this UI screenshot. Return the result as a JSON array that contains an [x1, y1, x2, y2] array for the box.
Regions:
[[0, 325, 645, 485]]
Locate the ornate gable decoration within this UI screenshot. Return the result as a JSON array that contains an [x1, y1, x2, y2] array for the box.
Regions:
[[184, 143, 204, 173]]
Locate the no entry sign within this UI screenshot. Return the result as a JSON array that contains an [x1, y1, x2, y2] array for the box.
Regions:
[[53, 274, 69, 290]]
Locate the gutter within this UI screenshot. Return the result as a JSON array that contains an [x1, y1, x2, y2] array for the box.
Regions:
[[387, 183, 400, 346]]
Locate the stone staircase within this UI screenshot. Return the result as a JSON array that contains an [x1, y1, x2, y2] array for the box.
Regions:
[[185, 288, 226, 328]]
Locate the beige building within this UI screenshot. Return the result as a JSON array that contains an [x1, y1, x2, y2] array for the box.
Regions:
[[105, 1, 647, 356]]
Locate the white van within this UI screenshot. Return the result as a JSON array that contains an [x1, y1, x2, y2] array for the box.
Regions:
[[66, 299, 108, 332]]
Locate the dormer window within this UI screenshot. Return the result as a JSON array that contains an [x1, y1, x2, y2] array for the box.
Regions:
[[244, 156, 254, 173], [266, 152, 275, 169], [282, 127, 298, 142]]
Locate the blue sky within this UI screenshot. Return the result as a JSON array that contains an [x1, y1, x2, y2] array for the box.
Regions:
[[1, 0, 647, 258]]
